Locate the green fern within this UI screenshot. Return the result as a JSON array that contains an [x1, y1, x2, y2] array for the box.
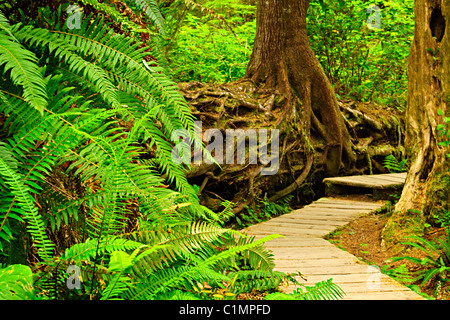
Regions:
[[129, 0, 166, 36], [265, 279, 345, 300], [125, 234, 281, 299], [0, 143, 54, 261], [0, 3, 308, 302], [383, 154, 408, 173], [0, 11, 47, 114]]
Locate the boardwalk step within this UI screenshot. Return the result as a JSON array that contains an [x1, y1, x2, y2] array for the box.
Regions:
[[323, 172, 407, 200]]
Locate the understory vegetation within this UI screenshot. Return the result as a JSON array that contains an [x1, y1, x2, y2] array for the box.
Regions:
[[167, 0, 414, 109], [0, 0, 346, 300], [0, 0, 448, 302]]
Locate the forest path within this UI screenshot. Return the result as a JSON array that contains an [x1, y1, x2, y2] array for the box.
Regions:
[[243, 173, 424, 300]]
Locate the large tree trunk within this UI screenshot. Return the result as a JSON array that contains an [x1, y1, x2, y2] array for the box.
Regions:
[[382, 0, 449, 248], [245, 0, 355, 177], [180, 0, 402, 218]]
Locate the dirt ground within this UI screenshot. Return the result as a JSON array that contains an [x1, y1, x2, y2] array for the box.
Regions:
[[327, 207, 450, 300]]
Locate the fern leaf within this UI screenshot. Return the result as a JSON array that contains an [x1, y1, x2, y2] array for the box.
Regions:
[[126, 234, 281, 299], [0, 144, 54, 261], [0, 14, 47, 114], [130, 0, 166, 35]]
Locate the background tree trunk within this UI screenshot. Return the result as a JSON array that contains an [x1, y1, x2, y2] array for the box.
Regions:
[[382, 0, 450, 248], [245, 0, 355, 177], [180, 0, 403, 218]]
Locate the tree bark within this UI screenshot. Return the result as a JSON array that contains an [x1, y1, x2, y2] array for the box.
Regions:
[[245, 0, 355, 176], [383, 0, 450, 248]]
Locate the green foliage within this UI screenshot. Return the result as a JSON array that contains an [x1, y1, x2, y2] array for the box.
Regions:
[[163, 0, 414, 110], [0, 18, 47, 114], [264, 279, 345, 300], [0, 2, 298, 301], [0, 264, 36, 300], [437, 109, 450, 160], [392, 232, 450, 298], [383, 154, 408, 173], [0, 1, 346, 301], [308, 0, 415, 109], [236, 195, 292, 228], [162, 0, 256, 83]]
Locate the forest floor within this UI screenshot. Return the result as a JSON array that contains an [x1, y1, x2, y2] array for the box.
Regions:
[[327, 203, 450, 300]]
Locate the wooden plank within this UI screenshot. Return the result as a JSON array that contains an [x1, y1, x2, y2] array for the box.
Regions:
[[292, 273, 396, 284], [245, 223, 335, 233], [341, 292, 422, 300], [369, 173, 407, 180], [258, 220, 343, 230], [245, 230, 327, 238], [308, 203, 384, 211], [294, 206, 378, 214], [323, 172, 407, 184], [333, 282, 412, 293], [257, 237, 337, 248], [364, 175, 406, 183], [269, 217, 350, 226], [270, 247, 354, 257], [244, 226, 330, 237], [317, 197, 386, 204], [324, 176, 386, 185], [324, 176, 400, 186], [279, 212, 357, 221], [325, 179, 401, 189], [273, 264, 379, 275], [287, 209, 371, 217], [315, 198, 384, 206], [273, 258, 364, 268], [302, 203, 382, 210], [287, 211, 365, 220]]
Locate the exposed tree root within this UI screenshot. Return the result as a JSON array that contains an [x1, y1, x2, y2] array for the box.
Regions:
[[176, 81, 405, 219]]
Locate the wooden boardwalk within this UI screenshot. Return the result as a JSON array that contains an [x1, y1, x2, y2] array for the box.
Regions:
[[323, 172, 407, 200], [244, 173, 424, 300]]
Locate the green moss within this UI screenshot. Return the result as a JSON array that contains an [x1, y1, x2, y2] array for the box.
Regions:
[[382, 209, 426, 253], [426, 171, 450, 227]]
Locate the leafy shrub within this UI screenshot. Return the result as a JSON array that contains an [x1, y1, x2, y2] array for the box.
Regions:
[[163, 0, 414, 110], [236, 196, 292, 228], [165, 8, 256, 83], [307, 0, 415, 109]]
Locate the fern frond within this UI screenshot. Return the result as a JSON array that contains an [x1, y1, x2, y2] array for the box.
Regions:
[[126, 234, 281, 299], [0, 143, 54, 261], [78, 0, 147, 35], [383, 154, 408, 173], [60, 237, 145, 262], [0, 13, 47, 114], [131, 221, 232, 271], [129, 0, 166, 36], [152, 289, 203, 300], [228, 270, 287, 294], [265, 279, 345, 300]]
